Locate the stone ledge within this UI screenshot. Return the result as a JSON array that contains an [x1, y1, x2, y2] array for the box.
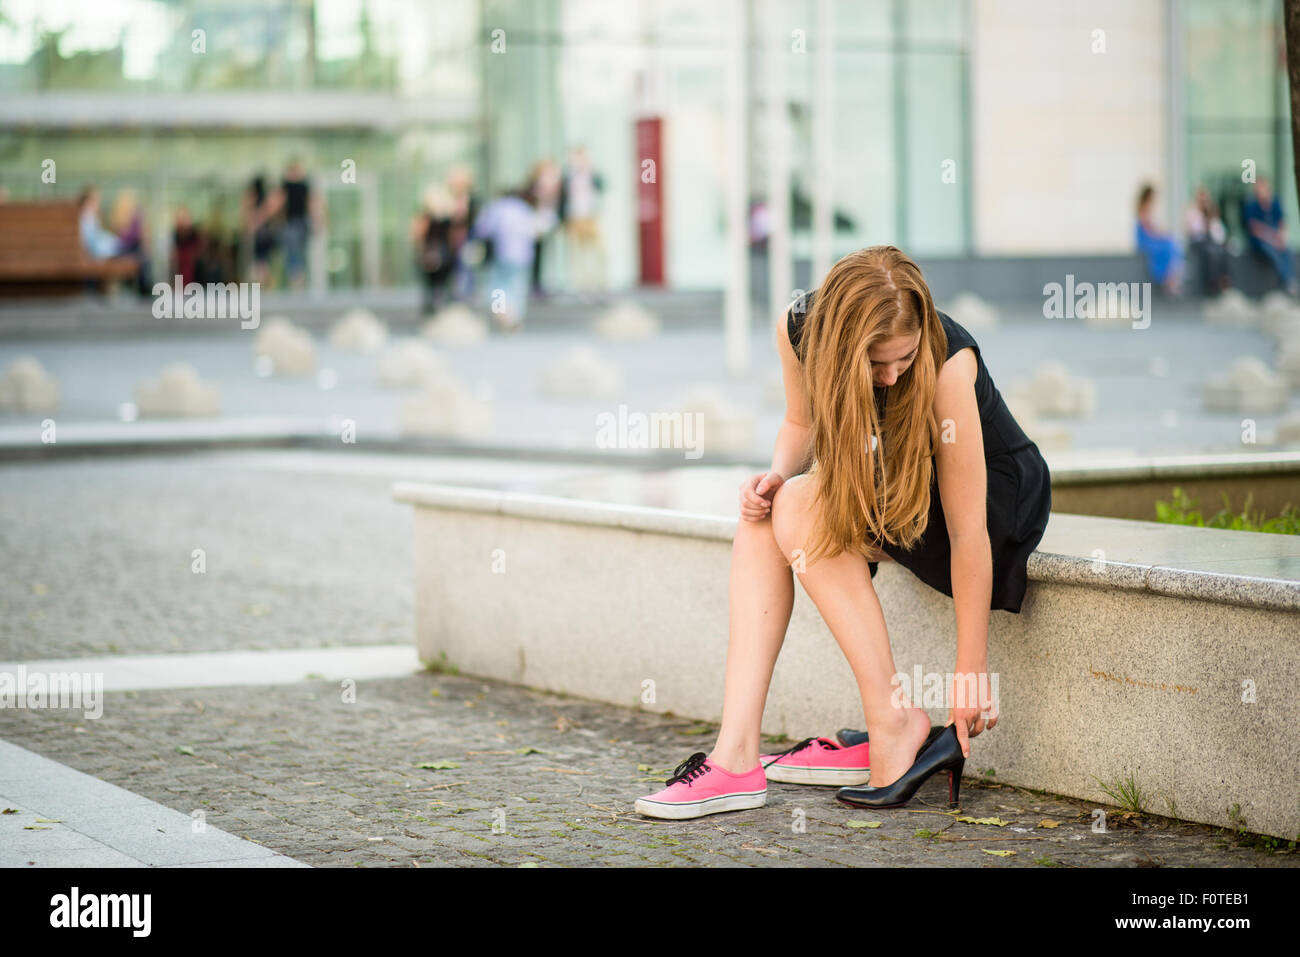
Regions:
[[393, 482, 1300, 614], [1043, 449, 1300, 485]]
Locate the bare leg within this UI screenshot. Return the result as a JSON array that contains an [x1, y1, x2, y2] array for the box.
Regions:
[[707, 511, 796, 774], [769, 473, 930, 787]]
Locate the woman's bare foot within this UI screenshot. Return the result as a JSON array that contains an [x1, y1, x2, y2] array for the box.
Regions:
[[863, 707, 932, 788]]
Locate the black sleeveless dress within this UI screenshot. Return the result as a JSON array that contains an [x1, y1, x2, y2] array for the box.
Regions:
[[787, 293, 1052, 614]]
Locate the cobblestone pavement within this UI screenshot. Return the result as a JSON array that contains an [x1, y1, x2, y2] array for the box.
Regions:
[[0, 672, 1293, 868], [3, 452, 1296, 867], [0, 452, 415, 661]]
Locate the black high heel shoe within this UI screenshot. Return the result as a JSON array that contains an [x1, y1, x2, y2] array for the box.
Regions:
[[836, 723, 965, 809]]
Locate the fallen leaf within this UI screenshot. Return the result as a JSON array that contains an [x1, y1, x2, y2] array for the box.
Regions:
[[982, 848, 1017, 857], [956, 815, 1009, 826], [34, 818, 61, 823], [175, 745, 194, 756], [1038, 819, 1061, 829], [415, 760, 460, 770], [846, 820, 883, 829], [23, 826, 51, 831]]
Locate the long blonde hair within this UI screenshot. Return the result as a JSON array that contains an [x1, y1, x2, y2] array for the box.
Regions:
[[798, 245, 948, 566]]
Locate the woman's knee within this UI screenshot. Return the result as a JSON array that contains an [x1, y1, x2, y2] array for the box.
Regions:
[[769, 473, 815, 556]]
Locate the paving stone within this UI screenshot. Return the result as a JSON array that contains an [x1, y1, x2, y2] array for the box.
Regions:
[[1, 673, 1293, 868]]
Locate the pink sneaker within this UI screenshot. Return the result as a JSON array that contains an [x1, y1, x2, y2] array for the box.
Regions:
[[634, 752, 767, 820], [760, 736, 870, 786]]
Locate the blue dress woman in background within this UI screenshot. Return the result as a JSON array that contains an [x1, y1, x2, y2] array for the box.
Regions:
[[1136, 182, 1184, 295]]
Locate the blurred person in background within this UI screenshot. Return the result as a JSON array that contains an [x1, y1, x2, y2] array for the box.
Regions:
[[411, 183, 456, 315], [446, 166, 479, 302], [171, 205, 202, 287], [265, 159, 323, 290], [204, 203, 238, 283], [1184, 185, 1230, 295], [109, 188, 151, 295], [241, 175, 277, 287], [470, 185, 538, 333], [1242, 174, 1298, 295], [77, 186, 122, 260], [559, 146, 606, 302], [1135, 183, 1184, 296], [525, 157, 563, 298]]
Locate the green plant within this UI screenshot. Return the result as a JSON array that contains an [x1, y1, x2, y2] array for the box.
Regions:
[[1093, 772, 1148, 813], [1155, 486, 1300, 534], [1219, 804, 1294, 853], [423, 651, 459, 675]]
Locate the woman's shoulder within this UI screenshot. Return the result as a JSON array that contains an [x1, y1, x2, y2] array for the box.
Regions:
[[786, 288, 817, 358], [937, 310, 980, 362]]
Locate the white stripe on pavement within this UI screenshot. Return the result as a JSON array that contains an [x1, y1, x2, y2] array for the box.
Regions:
[[0, 644, 421, 692], [0, 739, 309, 868]]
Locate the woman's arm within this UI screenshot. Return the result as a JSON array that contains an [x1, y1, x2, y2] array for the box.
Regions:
[[932, 347, 995, 755], [771, 308, 815, 479]]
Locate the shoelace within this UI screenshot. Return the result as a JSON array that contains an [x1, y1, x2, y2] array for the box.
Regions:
[[761, 736, 837, 770], [665, 752, 710, 787]]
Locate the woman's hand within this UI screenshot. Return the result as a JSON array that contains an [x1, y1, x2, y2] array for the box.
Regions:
[[946, 670, 999, 759], [739, 471, 783, 522]]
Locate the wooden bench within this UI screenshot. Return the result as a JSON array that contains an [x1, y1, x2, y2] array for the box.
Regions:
[[0, 201, 139, 297]]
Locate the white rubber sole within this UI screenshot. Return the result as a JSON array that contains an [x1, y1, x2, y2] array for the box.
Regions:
[[761, 764, 870, 786], [633, 790, 767, 820]]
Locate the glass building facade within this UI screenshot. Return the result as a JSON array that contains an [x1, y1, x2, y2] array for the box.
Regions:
[[0, 0, 1293, 290]]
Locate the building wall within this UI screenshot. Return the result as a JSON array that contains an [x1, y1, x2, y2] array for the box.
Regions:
[[971, 0, 1169, 255]]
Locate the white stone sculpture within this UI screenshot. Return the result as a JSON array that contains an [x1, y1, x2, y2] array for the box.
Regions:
[[378, 340, 450, 388], [1276, 410, 1300, 446], [1203, 357, 1289, 413], [592, 301, 662, 341], [1203, 289, 1258, 327], [421, 303, 489, 346], [253, 316, 317, 376], [1256, 291, 1300, 336], [660, 385, 755, 455], [399, 376, 493, 439], [538, 346, 623, 399], [1275, 343, 1300, 389], [0, 356, 59, 412], [329, 308, 388, 353], [1011, 361, 1096, 417], [134, 362, 220, 417], [943, 292, 1000, 330]]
